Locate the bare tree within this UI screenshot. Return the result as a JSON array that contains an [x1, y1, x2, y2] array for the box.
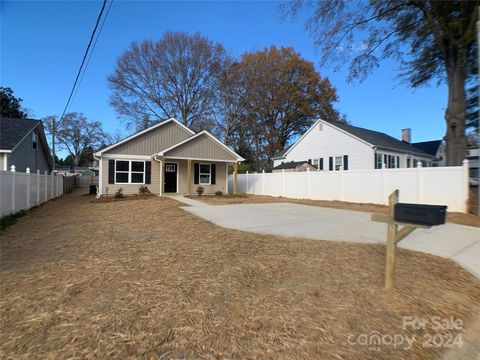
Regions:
[[283, 0, 479, 165], [108, 32, 228, 131], [44, 113, 106, 167]]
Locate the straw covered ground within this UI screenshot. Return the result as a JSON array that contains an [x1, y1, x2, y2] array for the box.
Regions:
[[1, 190, 480, 359]]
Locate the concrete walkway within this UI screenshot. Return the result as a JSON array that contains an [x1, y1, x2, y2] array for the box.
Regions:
[[179, 199, 480, 277]]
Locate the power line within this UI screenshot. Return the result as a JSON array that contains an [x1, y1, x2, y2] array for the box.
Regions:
[[70, 0, 114, 110], [59, 0, 108, 120]]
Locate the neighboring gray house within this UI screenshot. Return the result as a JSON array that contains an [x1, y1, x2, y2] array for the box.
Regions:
[[0, 117, 52, 173]]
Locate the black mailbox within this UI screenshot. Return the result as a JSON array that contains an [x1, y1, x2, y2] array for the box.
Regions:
[[394, 203, 447, 226]]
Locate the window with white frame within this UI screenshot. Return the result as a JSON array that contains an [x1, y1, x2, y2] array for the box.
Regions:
[[335, 156, 343, 170], [199, 163, 211, 185], [312, 158, 319, 169], [115, 160, 145, 184]]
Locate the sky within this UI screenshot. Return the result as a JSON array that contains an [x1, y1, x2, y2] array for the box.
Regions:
[[1, 0, 447, 158]]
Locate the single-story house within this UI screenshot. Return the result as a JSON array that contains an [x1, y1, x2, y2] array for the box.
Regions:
[[0, 117, 52, 173], [272, 119, 434, 171], [272, 160, 317, 173], [79, 168, 99, 177], [94, 118, 244, 196]]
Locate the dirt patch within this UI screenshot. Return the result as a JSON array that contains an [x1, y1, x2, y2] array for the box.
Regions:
[[1, 189, 480, 359], [190, 194, 480, 227], [91, 194, 156, 203]]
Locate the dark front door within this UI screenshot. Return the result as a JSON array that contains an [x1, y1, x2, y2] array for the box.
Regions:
[[164, 163, 177, 193]]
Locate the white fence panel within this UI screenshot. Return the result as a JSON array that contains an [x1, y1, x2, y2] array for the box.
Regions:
[[229, 161, 470, 213], [0, 169, 64, 217]]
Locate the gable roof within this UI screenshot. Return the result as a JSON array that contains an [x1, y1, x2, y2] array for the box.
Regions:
[[411, 140, 442, 157], [273, 161, 313, 170], [95, 118, 194, 156], [280, 119, 433, 159], [157, 130, 244, 161], [0, 117, 41, 151]]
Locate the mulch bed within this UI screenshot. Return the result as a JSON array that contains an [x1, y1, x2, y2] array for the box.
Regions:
[[191, 194, 480, 227], [1, 190, 479, 359], [91, 194, 155, 203]]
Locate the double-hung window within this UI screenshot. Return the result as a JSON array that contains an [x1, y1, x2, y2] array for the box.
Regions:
[[335, 156, 343, 170], [115, 160, 145, 184], [312, 158, 319, 170], [199, 163, 211, 185]]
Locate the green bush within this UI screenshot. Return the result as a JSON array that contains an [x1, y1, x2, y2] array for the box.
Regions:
[[196, 186, 205, 196], [114, 188, 124, 198], [138, 185, 151, 195], [215, 190, 223, 196]]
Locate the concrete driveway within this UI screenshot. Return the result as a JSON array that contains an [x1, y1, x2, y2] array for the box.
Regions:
[[178, 199, 480, 277]]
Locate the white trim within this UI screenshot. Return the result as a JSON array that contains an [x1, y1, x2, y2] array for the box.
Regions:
[[94, 118, 195, 156], [225, 163, 229, 194], [114, 159, 146, 185], [0, 150, 12, 153], [99, 158, 103, 196], [101, 153, 153, 160], [199, 163, 211, 185], [163, 161, 179, 193], [162, 156, 235, 163], [157, 130, 245, 161]]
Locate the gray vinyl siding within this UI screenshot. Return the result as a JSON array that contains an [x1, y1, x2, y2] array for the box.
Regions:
[[104, 121, 192, 155], [8, 127, 50, 173], [164, 134, 238, 161]]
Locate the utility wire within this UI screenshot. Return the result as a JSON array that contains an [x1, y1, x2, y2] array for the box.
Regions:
[[70, 0, 114, 110], [59, 0, 108, 121]]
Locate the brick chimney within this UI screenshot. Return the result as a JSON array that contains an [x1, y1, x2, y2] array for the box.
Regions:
[[402, 128, 411, 143]]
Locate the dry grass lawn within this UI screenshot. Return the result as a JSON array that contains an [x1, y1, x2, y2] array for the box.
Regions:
[[188, 193, 480, 227], [1, 190, 480, 359]]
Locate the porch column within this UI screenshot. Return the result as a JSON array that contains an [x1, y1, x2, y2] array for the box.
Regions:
[[161, 160, 165, 195], [233, 162, 238, 194], [187, 159, 192, 195]]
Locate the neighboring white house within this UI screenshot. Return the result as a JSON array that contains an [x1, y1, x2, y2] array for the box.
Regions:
[[410, 140, 446, 167], [272, 119, 434, 171]]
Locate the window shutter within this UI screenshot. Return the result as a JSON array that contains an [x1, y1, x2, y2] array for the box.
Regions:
[[108, 160, 115, 184], [145, 161, 151, 184], [308, 159, 312, 164], [194, 163, 199, 184], [343, 155, 348, 170], [328, 157, 333, 171], [211, 163, 216, 184], [319, 158, 323, 170]]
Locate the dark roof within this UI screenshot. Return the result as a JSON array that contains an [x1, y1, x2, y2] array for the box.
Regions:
[[0, 117, 41, 150], [411, 140, 442, 157], [325, 121, 433, 157], [273, 161, 312, 170]]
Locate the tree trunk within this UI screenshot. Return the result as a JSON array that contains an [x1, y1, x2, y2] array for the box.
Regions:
[[444, 59, 468, 166]]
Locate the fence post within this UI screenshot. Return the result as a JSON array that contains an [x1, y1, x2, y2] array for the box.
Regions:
[[10, 165, 16, 213], [262, 170, 265, 195], [339, 165, 344, 201], [306, 167, 311, 199], [50, 172, 54, 200], [462, 159, 469, 213], [44, 170, 48, 202], [26, 167, 31, 209], [36, 170, 40, 205], [246, 171, 249, 194], [416, 161, 423, 203], [382, 162, 387, 204], [282, 169, 286, 197]]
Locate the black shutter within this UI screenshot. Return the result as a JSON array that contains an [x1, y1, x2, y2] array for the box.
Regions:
[[108, 160, 115, 184], [308, 159, 312, 164], [343, 155, 348, 170], [319, 158, 323, 170], [211, 164, 216, 184], [145, 161, 151, 184], [194, 163, 199, 184], [328, 157, 333, 171]]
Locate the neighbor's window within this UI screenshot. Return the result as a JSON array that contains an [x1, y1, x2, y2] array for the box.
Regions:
[[115, 160, 145, 184], [199, 163, 211, 185], [375, 153, 383, 169], [312, 158, 319, 170], [32, 132, 38, 149], [335, 156, 343, 170]]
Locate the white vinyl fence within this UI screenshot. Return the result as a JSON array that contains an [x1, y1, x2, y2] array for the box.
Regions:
[[0, 166, 64, 217], [229, 160, 470, 213]]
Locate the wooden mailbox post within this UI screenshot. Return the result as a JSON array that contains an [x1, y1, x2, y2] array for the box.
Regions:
[[371, 190, 447, 289]]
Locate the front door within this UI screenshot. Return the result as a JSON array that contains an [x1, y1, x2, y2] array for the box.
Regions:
[[164, 163, 177, 193]]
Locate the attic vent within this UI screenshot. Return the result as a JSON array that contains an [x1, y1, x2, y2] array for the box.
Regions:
[[318, 123, 323, 131]]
